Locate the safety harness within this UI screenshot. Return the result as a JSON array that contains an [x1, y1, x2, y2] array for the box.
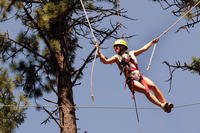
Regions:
[[117, 51, 150, 122], [117, 51, 149, 97]]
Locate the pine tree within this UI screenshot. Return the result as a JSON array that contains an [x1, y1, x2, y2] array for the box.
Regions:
[[0, 0, 130, 133]]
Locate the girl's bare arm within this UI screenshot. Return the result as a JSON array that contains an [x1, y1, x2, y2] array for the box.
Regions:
[[96, 44, 118, 64], [134, 38, 159, 56]]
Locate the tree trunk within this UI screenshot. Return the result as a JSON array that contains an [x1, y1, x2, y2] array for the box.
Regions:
[[58, 71, 77, 133]]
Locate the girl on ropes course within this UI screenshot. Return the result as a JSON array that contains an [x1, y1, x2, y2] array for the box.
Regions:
[[95, 38, 174, 113]]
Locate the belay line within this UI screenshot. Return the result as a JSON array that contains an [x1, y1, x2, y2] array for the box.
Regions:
[[116, 0, 140, 123], [147, 0, 200, 70]]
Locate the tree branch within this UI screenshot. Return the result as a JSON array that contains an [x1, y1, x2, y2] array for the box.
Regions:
[[42, 107, 60, 128], [163, 59, 200, 93], [0, 35, 47, 60], [72, 25, 120, 86]]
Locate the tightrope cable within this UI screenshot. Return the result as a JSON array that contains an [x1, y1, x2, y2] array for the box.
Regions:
[[147, 0, 200, 70], [1, 101, 200, 109]]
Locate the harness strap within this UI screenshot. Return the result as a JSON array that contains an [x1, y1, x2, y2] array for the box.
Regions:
[[124, 67, 138, 90], [120, 52, 149, 95], [125, 73, 149, 97]]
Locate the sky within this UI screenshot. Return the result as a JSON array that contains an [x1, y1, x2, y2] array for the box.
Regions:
[[1, 0, 200, 133]]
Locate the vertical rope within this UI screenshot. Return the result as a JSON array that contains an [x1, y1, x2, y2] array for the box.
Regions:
[[147, 0, 200, 70], [116, 0, 125, 38], [117, 0, 141, 126], [80, 0, 97, 43], [80, 0, 97, 101], [133, 94, 140, 123]]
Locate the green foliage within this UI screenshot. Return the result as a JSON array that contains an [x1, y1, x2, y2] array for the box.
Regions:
[[0, 0, 124, 102], [17, 32, 39, 52], [0, 0, 124, 131], [49, 39, 61, 52], [0, 0, 10, 19], [0, 0, 23, 20], [190, 57, 200, 74], [35, 2, 68, 30], [0, 33, 12, 62], [0, 68, 27, 133]]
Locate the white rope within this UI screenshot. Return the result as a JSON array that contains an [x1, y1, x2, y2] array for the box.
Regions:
[[90, 49, 97, 102], [80, 0, 97, 42], [147, 0, 200, 70], [116, 0, 126, 38], [79, 0, 98, 101]]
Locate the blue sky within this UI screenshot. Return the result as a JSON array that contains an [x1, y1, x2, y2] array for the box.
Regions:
[[1, 0, 200, 133]]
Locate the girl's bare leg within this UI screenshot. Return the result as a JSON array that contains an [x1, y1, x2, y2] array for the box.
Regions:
[[130, 80, 165, 108], [142, 76, 167, 104]]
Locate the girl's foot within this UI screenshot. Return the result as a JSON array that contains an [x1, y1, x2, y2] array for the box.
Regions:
[[167, 103, 174, 113], [162, 103, 168, 112], [162, 103, 174, 113]]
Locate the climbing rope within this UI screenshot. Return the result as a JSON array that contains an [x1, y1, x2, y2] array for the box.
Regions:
[[116, 0, 125, 38], [80, 0, 97, 42], [147, 0, 200, 70], [79, 0, 98, 101], [116, 0, 140, 123]]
